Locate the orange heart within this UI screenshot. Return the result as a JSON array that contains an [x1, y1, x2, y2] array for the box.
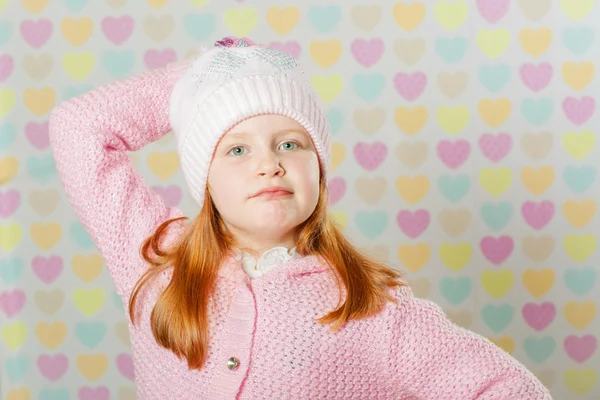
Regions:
[[60, 18, 93, 46], [266, 6, 300, 35], [563, 200, 596, 228], [564, 301, 595, 329], [397, 243, 430, 272], [521, 166, 555, 195], [519, 28, 552, 57], [309, 40, 343, 68], [394, 106, 428, 135], [478, 98, 511, 127], [36, 322, 67, 349], [489, 337, 515, 354], [395, 175, 429, 204], [393, 2, 426, 31], [522, 268, 555, 298]]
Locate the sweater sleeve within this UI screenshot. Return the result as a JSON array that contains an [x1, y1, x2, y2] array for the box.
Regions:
[[389, 286, 553, 399], [48, 58, 193, 299]]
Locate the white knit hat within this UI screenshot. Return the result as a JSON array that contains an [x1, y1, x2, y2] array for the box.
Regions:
[[169, 36, 331, 207]]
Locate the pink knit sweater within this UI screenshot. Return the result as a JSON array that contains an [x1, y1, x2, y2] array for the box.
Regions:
[[48, 59, 552, 399]]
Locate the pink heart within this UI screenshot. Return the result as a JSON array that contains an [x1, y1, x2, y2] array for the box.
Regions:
[[0, 54, 13, 83], [268, 41, 301, 60], [79, 387, 110, 400], [393, 72, 427, 101], [152, 185, 181, 208], [117, 353, 135, 381], [521, 200, 554, 230], [32, 256, 63, 284], [564, 335, 597, 364], [520, 63, 553, 92], [101, 16, 134, 46], [20, 19, 53, 49], [563, 96, 595, 125], [353, 141, 387, 171], [480, 235, 513, 265], [477, 0, 509, 23], [351, 38, 384, 68], [37, 354, 68, 381], [0, 289, 26, 318], [327, 177, 346, 205], [478, 133, 512, 163], [522, 302, 556, 331], [436, 139, 470, 169], [25, 122, 49, 150], [144, 49, 177, 70], [396, 209, 430, 238], [0, 190, 20, 218]]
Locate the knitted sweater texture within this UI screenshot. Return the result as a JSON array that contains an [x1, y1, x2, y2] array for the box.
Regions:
[[48, 59, 552, 400]]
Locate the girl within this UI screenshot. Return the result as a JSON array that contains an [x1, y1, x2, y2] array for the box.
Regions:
[[49, 36, 552, 399]]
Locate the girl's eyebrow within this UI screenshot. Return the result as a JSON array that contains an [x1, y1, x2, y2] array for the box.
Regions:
[[225, 128, 307, 139]]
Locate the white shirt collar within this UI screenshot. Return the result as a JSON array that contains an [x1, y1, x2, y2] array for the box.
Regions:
[[232, 246, 298, 279]]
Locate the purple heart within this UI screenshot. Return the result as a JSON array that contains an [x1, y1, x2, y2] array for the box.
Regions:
[[0, 190, 20, 218], [116, 353, 135, 381], [563, 96, 595, 125], [79, 386, 110, 400], [327, 177, 346, 205], [0, 54, 14, 83], [353, 141, 387, 171], [396, 209, 430, 238], [144, 49, 177, 70], [436, 139, 470, 169], [351, 38, 384, 68], [0, 289, 26, 317], [521, 200, 554, 230], [520, 63, 553, 92], [268, 41, 301, 60], [393, 72, 427, 101], [25, 121, 49, 150], [477, 0, 509, 23], [522, 302, 556, 331], [152, 185, 182, 208], [20, 19, 53, 49], [37, 354, 68, 381], [32, 255, 63, 284], [478, 133, 512, 163], [564, 335, 596, 364], [101, 16, 134, 46], [480, 235, 514, 265]]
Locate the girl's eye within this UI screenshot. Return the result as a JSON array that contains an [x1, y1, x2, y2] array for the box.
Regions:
[[229, 146, 246, 156], [279, 141, 299, 151]]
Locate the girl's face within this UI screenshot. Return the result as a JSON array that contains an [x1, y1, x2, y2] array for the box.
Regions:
[[207, 114, 321, 250]]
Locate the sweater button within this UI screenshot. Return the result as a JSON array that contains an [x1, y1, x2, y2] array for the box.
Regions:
[[227, 357, 240, 370]]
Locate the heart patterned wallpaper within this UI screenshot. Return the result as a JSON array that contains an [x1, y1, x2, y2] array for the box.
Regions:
[[1, 0, 599, 399]]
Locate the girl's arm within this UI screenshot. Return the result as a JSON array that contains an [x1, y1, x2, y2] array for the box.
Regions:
[[48, 58, 192, 299], [389, 286, 552, 399]]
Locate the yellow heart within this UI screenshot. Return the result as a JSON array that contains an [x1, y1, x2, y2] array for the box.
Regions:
[[224, 8, 258, 37], [392, 2, 426, 31], [436, 105, 470, 134], [395, 175, 429, 204], [72, 254, 104, 282], [564, 301, 596, 329], [20, 0, 49, 13], [147, 151, 179, 180], [562, 62, 595, 91], [36, 322, 67, 349], [147, 0, 167, 8], [6, 388, 30, 400], [331, 142, 346, 171], [0, 156, 19, 184], [522, 268, 555, 298], [1, 322, 27, 350], [60, 18, 93, 46], [434, 0, 468, 30], [311, 74, 343, 103], [520, 166, 554, 195], [488, 336, 515, 354], [397, 243, 430, 272], [519, 28, 552, 57], [309, 40, 343, 69], [0, 0, 7, 9], [564, 368, 597, 395], [438, 242, 472, 271], [479, 167, 513, 197], [477, 29, 511, 59], [0, 223, 22, 252], [30, 222, 62, 250], [481, 269, 514, 298], [330, 211, 347, 230], [266, 6, 300, 35], [77, 354, 109, 381], [73, 288, 106, 317], [478, 98, 511, 127], [62, 52, 95, 80], [560, 0, 596, 21], [563, 200, 596, 228], [563, 234, 596, 262], [24, 87, 56, 116], [0, 88, 16, 118], [394, 106, 428, 135], [188, 0, 209, 7], [562, 130, 595, 160]]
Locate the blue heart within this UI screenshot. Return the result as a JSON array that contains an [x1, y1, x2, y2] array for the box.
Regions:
[[326, 108, 344, 135], [352, 73, 384, 102], [480, 202, 513, 231], [478, 64, 510, 93], [63, 85, 93, 100], [308, 5, 342, 33], [564, 267, 596, 295], [184, 13, 216, 40], [524, 337, 556, 364], [439, 277, 471, 305], [438, 174, 470, 203], [70, 222, 95, 250], [75, 322, 106, 348], [563, 165, 596, 193], [26, 155, 56, 184], [39, 388, 69, 400], [434, 37, 468, 64], [102, 50, 135, 78], [0, 122, 17, 150], [64, 0, 88, 12], [113, 290, 124, 310], [481, 304, 514, 333], [0, 21, 12, 47], [521, 98, 553, 126], [562, 27, 594, 55], [355, 211, 388, 240], [5, 355, 28, 382], [0, 257, 24, 284]]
